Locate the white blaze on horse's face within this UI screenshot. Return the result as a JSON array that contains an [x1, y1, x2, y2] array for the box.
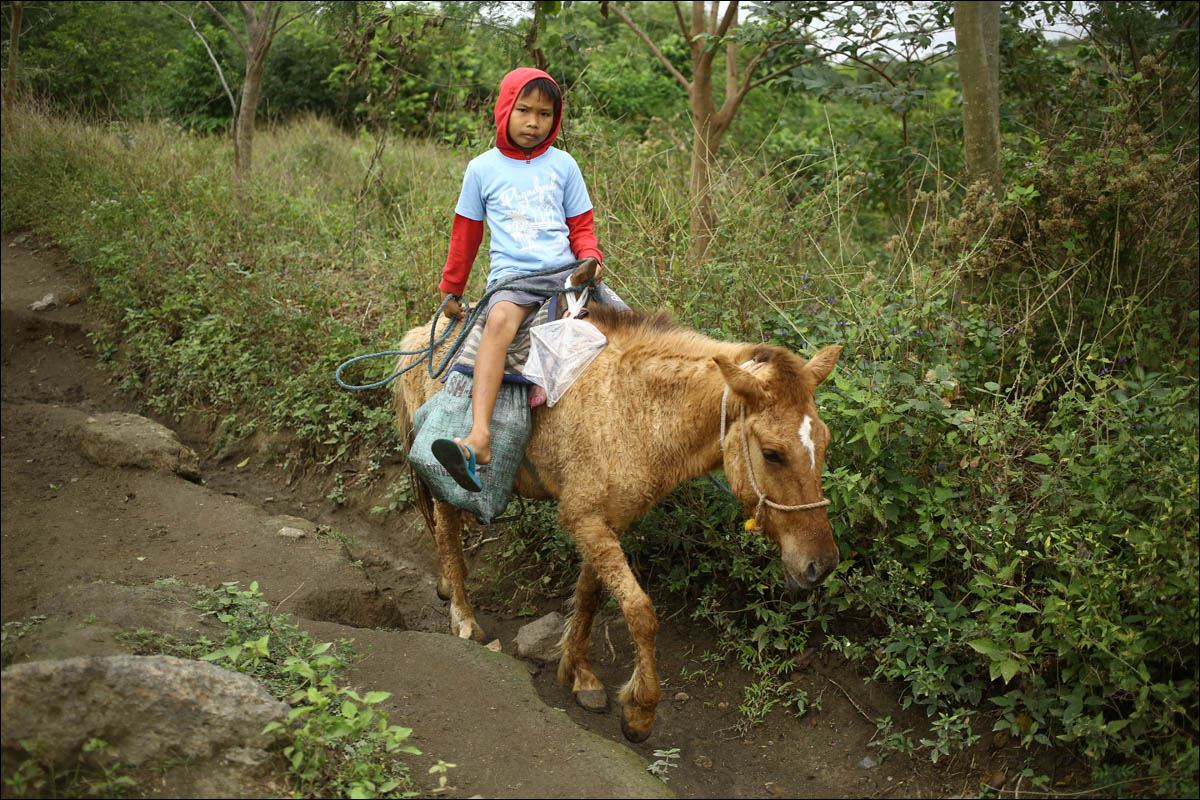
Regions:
[[798, 415, 816, 470]]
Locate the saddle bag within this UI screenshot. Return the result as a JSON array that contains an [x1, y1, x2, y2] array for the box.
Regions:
[[409, 371, 531, 524]]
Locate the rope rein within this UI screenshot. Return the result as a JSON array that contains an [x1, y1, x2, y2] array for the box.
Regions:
[[334, 261, 593, 391], [720, 383, 831, 527]]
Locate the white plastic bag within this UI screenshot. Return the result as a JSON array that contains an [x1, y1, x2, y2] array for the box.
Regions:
[[521, 278, 607, 406]]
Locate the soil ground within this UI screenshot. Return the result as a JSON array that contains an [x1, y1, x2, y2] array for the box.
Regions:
[[1, 233, 1068, 798]]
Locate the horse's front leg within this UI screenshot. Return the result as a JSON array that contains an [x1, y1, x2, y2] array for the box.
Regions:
[[431, 499, 486, 641], [557, 560, 609, 712], [562, 511, 661, 742]]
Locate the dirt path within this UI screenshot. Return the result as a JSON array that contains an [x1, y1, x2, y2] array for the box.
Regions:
[[1, 234, 1027, 798]]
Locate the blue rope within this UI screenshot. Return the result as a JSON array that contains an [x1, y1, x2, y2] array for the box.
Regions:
[[334, 260, 594, 391]]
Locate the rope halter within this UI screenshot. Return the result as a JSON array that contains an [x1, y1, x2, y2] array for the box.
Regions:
[[719, 365, 831, 528]]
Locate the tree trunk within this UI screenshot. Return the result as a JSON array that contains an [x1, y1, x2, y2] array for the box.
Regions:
[[4, 1, 23, 110], [610, 0, 773, 264], [956, 1, 1002, 193], [525, 1, 549, 70], [688, 40, 720, 263], [685, 1, 736, 264], [233, 4, 276, 189]]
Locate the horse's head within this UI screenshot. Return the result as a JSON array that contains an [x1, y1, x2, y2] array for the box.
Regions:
[[714, 344, 843, 591]]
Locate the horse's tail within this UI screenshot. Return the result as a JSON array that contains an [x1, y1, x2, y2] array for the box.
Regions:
[[392, 368, 437, 539]]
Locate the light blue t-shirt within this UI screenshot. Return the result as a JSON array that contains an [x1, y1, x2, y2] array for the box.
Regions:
[[454, 146, 593, 286]]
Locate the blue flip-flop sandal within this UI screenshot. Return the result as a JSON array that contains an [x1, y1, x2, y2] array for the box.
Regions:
[[431, 438, 483, 493]]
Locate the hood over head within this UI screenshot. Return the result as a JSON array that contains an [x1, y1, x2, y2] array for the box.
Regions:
[[494, 67, 561, 160]]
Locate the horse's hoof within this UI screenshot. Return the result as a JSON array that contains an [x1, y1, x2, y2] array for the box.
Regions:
[[620, 713, 654, 743], [574, 688, 609, 713], [450, 606, 487, 641], [459, 620, 487, 642]]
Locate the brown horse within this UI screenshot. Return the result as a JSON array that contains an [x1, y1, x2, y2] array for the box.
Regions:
[[393, 299, 843, 742]]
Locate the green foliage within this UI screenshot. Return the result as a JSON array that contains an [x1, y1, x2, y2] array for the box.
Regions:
[[645, 747, 680, 783], [3, 1, 192, 116], [1, 615, 48, 664], [371, 476, 415, 515], [260, 18, 362, 126], [156, 23, 241, 133], [778, 268, 1198, 789], [5, 738, 139, 799], [194, 581, 422, 798]]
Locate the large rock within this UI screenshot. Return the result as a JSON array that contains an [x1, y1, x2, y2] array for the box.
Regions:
[[1, 655, 287, 774], [73, 412, 200, 480]]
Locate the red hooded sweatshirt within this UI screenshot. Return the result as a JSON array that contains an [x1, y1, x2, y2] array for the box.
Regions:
[[438, 68, 602, 296]]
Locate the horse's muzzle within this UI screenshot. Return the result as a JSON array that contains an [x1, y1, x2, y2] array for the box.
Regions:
[[782, 548, 839, 592]]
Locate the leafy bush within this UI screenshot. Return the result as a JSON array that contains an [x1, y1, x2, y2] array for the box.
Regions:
[[772, 270, 1198, 794]]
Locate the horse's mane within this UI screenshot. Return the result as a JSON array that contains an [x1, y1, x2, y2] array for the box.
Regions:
[[585, 302, 679, 337], [587, 302, 813, 399]]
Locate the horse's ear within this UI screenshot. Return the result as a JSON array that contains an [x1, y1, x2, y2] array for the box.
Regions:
[[805, 345, 843, 387], [714, 355, 768, 406]]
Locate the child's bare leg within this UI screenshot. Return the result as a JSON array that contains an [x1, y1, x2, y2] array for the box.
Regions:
[[457, 301, 533, 464]]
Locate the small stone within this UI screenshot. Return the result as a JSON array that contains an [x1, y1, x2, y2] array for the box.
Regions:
[[717, 701, 729, 709], [277, 527, 306, 539], [515, 612, 565, 663], [793, 646, 816, 670], [858, 755, 879, 769], [29, 293, 56, 311], [485, 639, 502, 653], [694, 755, 713, 768], [223, 746, 270, 767], [983, 770, 1006, 790], [673, 691, 690, 702], [992, 730, 1010, 749]]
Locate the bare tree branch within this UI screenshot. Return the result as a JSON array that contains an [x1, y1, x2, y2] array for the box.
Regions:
[[745, 54, 817, 94], [725, 31, 737, 103], [715, 0, 738, 38], [205, 0, 247, 56], [672, 0, 688, 41], [278, 7, 309, 32], [608, 2, 692, 92], [160, 1, 238, 117]]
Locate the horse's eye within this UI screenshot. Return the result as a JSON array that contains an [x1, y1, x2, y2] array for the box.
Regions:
[[762, 449, 784, 464]]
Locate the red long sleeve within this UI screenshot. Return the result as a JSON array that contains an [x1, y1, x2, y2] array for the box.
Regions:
[[566, 209, 602, 264], [438, 214, 485, 295]]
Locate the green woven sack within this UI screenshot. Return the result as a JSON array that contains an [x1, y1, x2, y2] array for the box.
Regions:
[[409, 371, 531, 524]]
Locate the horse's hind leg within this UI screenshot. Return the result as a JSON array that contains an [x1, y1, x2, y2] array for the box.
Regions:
[[431, 499, 486, 641], [557, 561, 609, 712]]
